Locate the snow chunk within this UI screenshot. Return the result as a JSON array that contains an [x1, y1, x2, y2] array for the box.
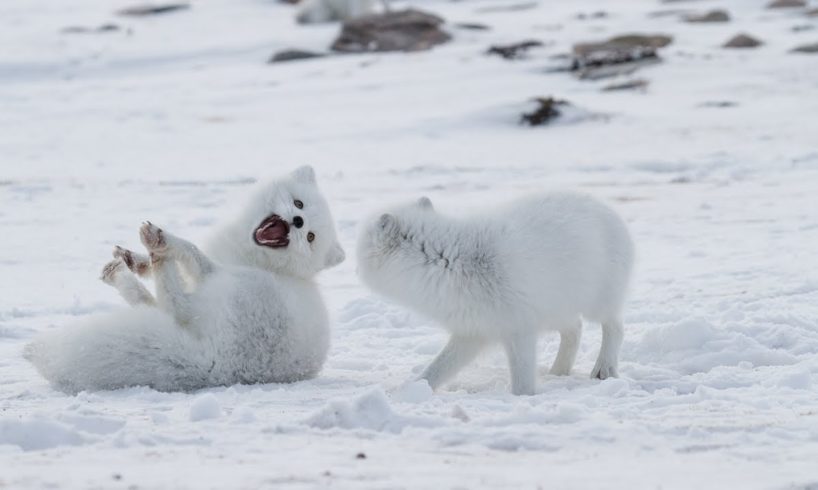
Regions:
[[189, 393, 222, 422], [0, 418, 87, 451], [392, 380, 433, 404], [306, 388, 439, 433], [230, 406, 257, 424]]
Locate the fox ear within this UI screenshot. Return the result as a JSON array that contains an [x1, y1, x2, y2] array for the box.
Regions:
[[324, 243, 345, 268], [417, 196, 433, 210], [291, 165, 316, 184], [378, 213, 397, 232]]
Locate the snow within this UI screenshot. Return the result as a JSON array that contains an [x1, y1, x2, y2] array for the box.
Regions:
[[189, 393, 223, 422], [1, 0, 818, 487]]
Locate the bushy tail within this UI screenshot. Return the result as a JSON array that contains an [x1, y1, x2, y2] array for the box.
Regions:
[[25, 307, 214, 393]]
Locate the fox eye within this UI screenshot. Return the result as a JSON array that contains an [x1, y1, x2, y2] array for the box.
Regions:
[[307, 232, 315, 243], [294, 199, 304, 209]]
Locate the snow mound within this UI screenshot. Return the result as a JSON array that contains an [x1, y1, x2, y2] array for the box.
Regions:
[[634, 317, 797, 374], [0, 418, 87, 451], [392, 380, 434, 404], [189, 393, 223, 422], [305, 387, 439, 433]]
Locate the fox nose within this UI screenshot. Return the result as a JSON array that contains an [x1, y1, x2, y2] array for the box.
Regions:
[[292, 216, 304, 229]]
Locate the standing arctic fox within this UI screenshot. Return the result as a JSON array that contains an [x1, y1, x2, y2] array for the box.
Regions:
[[357, 192, 634, 395], [25, 166, 345, 393]]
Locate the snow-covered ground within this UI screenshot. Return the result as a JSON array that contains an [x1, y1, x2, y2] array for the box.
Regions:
[[2, 0, 818, 487]]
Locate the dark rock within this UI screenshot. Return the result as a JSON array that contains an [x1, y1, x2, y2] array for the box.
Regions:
[[791, 42, 818, 53], [723, 33, 763, 48], [700, 101, 738, 108], [767, 0, 806, 8], [570, 34, 671, 80], [520, 97, 568, 126], [792, 24, 815, 32], [355, 452, 367, 459], [117, 3, 190, 16], [475, 2, 538, 14], [807, 8, 818, 16], [269, 49, 326, 63], [454, 23, 491, 31], [61, 24, 121, 34], [648, 9, 694, 18], [602, 79, 649, 91], [573, 34, 672, 57], [486, 40, 544, 60], [576, 11, 608, 20], [331, 9, 450, 53], [684, 10, 730, 22]]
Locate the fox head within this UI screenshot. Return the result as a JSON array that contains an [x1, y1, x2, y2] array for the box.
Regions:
[[356, 196, 437, 289], [210, 166, 345, 279]]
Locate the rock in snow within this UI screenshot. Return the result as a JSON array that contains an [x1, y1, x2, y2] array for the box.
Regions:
[[331, 9, 451, 53], [116, 3, 190, 16], [791, 42, 818, 53], [683, 10, 730, 23], [723, 33, 764, 48], [269, 49, 327, 63]]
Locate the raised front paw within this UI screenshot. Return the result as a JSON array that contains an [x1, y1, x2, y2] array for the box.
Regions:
[[139, 221, 168, 256], [100, 258, 126, 285], [113, 245, 151, 276]]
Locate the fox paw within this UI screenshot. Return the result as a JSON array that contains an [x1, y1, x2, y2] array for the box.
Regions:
[[139, 221, 167, 259], [590, 362, 618, 380], [100, 258, 126, 284], [113, 246, 151, 276]]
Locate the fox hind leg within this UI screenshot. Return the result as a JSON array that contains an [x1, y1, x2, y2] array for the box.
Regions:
[[549, 318, 582, 376], [419, 335, 485, 391], [101, 258, 155, 306], [113, 246, 151, 278], [591, 318, 623, 380], [140, 222, 196, 325]]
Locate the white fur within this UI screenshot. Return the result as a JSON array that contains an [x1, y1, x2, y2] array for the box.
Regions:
[[296, 0, 383, 24], [25, 166, 344, 394], [357, 192, 634, 395]]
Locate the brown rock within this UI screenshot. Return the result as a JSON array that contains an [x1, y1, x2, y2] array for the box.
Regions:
[[331, 9, 451, 53], [486, 40, 544, 60], [269, 49, 326, 63], [723, 33, 763, 48], [602, 79, 649, 91], [791, 42, 818, 53], [573, 34, 673, 57], [683, 10, 730, 23], [520, 97, 568, 126], [766, 0, 806, 8], [454, 23, 490, 31], [571, 34, 671, 80]]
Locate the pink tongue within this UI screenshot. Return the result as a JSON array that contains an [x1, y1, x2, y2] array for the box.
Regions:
[[258, 221, 287, 242]]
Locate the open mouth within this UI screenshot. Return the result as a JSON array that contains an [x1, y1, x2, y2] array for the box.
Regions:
[[254, 214, 290, 248]]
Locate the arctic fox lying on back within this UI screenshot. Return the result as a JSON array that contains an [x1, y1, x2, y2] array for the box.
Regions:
[[357, 192, 634, 395], [25, 166, 345, 393]]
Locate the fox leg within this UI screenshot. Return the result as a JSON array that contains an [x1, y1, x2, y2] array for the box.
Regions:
[[113, 246, 152, 278], [116, 230, 214, 286], [140, 222, 215, 325], [591, 318, 623, 380], [100, 258, 155, 306], [503, 330, 538, 395], [419, 335, 485, 390], [549, 318, 582, 376]]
